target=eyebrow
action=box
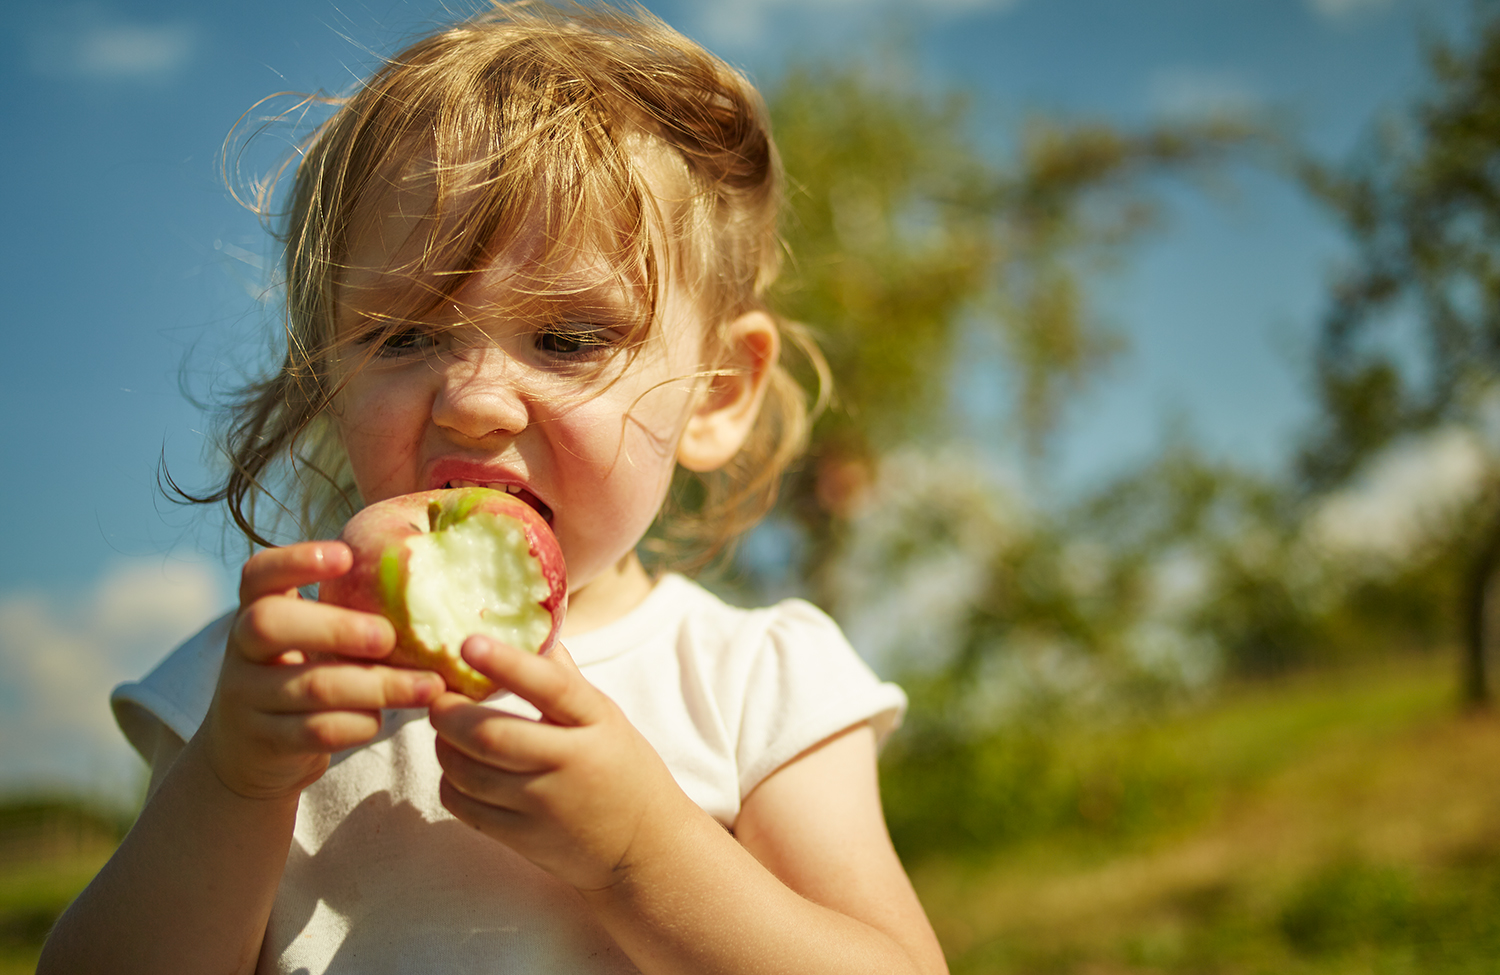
[337,274,649,337]
[334,223,656,325]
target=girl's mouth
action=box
[443,479,554,525]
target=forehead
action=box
[336,138,692,325]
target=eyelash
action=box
[357,323,625,363]
[369,327,439,357]
[535,324,623,361]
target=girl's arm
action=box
[38,724,300,975]
[587,725,948,975]
[431,637,948,975]
[38,542,442,975]
[728,724,948,974]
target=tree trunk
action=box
[1461,490,1500,710]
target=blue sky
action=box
[0,0,1469,800]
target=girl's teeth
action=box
[445,479,524,495]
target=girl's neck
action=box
[560,552,656,637]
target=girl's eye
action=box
[368,327,438,357]
[535,325,621,360]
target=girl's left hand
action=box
[428,636,687,892]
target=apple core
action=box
[401,512,554,657]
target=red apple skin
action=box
[319,487,567,699]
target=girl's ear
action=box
[677,311,779,473]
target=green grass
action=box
[900,654,1500,973]
[0,847,115,975]
[884,653,1465,860]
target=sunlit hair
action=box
[188,0,826,568]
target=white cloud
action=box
[29,5,197,82]
[0,561,226,804]
[1147,67,1263,120]
[1309,0,1397,21]
[1308,427,1490,563]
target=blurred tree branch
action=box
[763,58,1257,610]
[1296,0,1500,707]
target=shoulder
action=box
[662,576,909,795]
[669,576,889,684]
[110,612,231,762]
[631,574,856,659]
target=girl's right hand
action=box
[198,541,445,801]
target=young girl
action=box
[40,4,946,973]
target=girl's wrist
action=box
[185,722,314,809]
[576,786,734,909]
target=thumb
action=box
[460,634,600,726]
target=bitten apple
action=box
[319,487,567,699]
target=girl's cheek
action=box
[333,377,429,501]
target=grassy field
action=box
[0,846,114,975]
[2,653,1496,973]
[910,655,1500,973]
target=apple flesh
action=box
[319,487,567,699]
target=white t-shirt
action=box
[111,574,906,975]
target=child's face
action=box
[329,196,708,601]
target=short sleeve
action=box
[731,599,906,798]
[110,612,232,761]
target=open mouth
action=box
[443,480,554,525]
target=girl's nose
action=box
[430,347,530,442]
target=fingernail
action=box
[416,675,445,699]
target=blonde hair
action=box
[192,1,823,568]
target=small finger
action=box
[233,597,395,665]
[438,776,528,843]
[239,542,352,604]
[249,708,387,755]
[429,693,565,771]
[434,736,548,800]
[258,661,445,714]
[460,636,601,727]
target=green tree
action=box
[1298,1,1500,706]
[758,59,1253,612]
